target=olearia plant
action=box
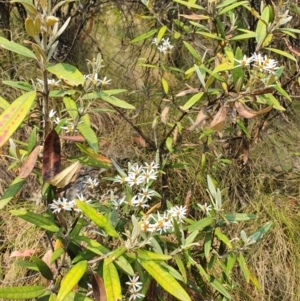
[0,0,288,300]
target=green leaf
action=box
[237,253,249,282]
[225,252,236,275]
[0,91,36,148]
[137,250,172,261]
[214,228,232,249]
[130,29,158,43]
[49,89,76,97]
[75,201,119,238]
[10,210,60,232]
[230,32,256,40]
[233,47,244,85]
[248,221,273,243]
[224,213,256,222]
[0,286,45,299]
[56,261,88,301]
[98,92,135,109]
[32,256,53,280]
[173,0,204,9]
[47,63,85,86]
[209,276,232,299]
[0,176,25,209]
[157,25,167,41]
[2,81,34,91]
[106,246,127,265]
[77,123,99,153]
[103,259,122,301]
[204,232,212,260]
[63,96,78,119]
[183,41,201,61]
[0,37,36,59]
[256,6,270,48]
[174,254,187,283]
[51,247,65,263]
[181,92,204,111]
[218,1,248,15]
[265,47,297,62]
[0,96,10,110]
[139,259,191,301]
[161,77,169,94]
[196,32,224,40]
[257,93,285,110]
[73,236,108,256]
[187,217,214,233]
[166,137,173,153]
[74,143,111,168]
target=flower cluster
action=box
[84,73,111,87]
[113,161,160,210]
[235,53,279,74]
[140,205,187,234]
[48,109,83,133]
[125,275,144,301]
[152,37,174,54]
[49,177,98,213]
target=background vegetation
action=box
[0,0,300,300]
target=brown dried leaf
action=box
[161,104,170,124]
[19,145,41,179]
[210,105,227,132]
[11,249,39,257]
[60,135,85,142]
[235,102,273,119]
[42,129,61,182]
[175,84,199,97]
[92,272,107,301]
[187,106,208,131]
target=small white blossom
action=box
[61,123,78,133]
[126,275,143,291]
[99,76,112,85]
[138,187,156,201]
[49,198,72,213]
[152,38,159,46]
[140,169,158,184]
[234,55,253,68]
[49,109,56,118]
[85,177,99,189]
[130,163,144,176]
[114,174,127,184]
[132,194,149,208]
[125,172,145,187]
[151,212,173,234]
[143,161,160,172]
[53,117,61,124]
[168,205,187,223]
[198,202,212,216]
[128,287,145,301]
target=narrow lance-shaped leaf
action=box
[0,37,36,59]
[32,256,53,280]
[0,91,36,148]
[10,210,60,232]
[56,260,88,301]
[75,200,119,238]
[0,286,45,299]
[77,123,99,153]
[139,259,191,301]
[103,259,122,301]
[0,176,25,209]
